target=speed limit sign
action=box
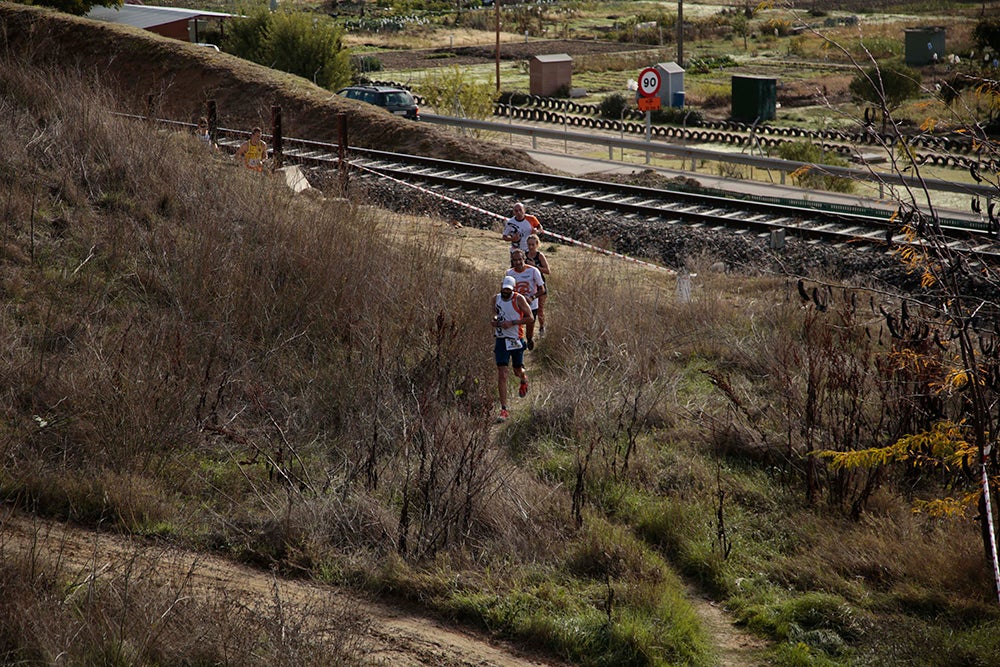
[637,67,661,98]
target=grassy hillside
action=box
[0,2,542,170]
[1,4,1000,667]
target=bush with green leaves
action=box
[351,54,383,76]
[599,92,629,120]
[650,106,703,126]
[848,62,922,111]
[417,65,498,120]
[223,8,351,91]
[775,140,854,193]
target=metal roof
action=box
[86,4,233,30]
[532,53,572,63]
[657,61,685,73]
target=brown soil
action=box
[1,510,565,667]
[0,4,541,172]
[373,39,662,70]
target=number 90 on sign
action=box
[637,67,661,97]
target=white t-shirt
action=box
[504,214,540,252]
[506,265,545,309]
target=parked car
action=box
[337,85,419,120]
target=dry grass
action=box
[2,6,1000,666]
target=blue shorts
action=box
[495,337,526,367]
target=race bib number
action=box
[505,337,523,351]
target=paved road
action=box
[526,149,979,223]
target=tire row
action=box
[505,103,1000,169]
[495,102,996,164]
[489,92,986,155]
[365,80,988,164]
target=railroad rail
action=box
[211,130,1000,262]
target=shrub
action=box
[650,106,703,126]
[224,9,351,90]
[599,92,629,119]
[418,65,498,120]
[351,54,383,75]
[848,62,922,110]
[775,141,854,193]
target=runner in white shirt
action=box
[505,249,545,350]
[501,202,543,253]
[493,275,533,422]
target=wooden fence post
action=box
[337,113,349,192]
[270,105,283,170]
[206,99,218,144]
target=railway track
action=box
[251,134,1000,262]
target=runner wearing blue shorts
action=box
[493,275,533,422]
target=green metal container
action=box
[731,75,776,123]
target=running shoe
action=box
[519,379,529,397]
[526,338,534,350]
[497,408,509,422]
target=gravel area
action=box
[333,169,924,292]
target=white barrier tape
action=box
[350,161,676,275]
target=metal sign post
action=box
[637,67,662,164]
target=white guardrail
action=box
[420,113,998,201]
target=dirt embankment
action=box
[0,3,542,172]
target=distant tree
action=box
[418,65,498,123]
[223,8,351,91]
[732,12,749,51]
[19,0,121,15]
[266,11,351,90]
[222,8,271,64]
[973,17,1000,55]
[848,62,922,111]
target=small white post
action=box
[677,271,692,303]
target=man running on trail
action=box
[502,202,542,254]
[505,249,545,350]
[493,275,532,422]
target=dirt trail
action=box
[2,509,768,667]
[1,511,565,667]
[0,223,768,667]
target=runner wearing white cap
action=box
[493,274,533,422]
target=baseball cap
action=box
[501,276,516,291]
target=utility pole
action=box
[495,0,501,92]
[677,0,684,66]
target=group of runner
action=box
[216,124,547,423]
[493,203,550,422]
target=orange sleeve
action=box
[516,297,531,318]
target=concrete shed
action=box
[655,61,685,108]
[530,54,572,97]
[904,26,946,66]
